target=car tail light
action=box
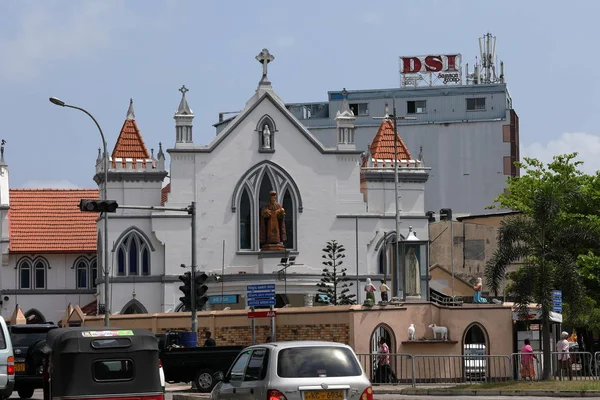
[7,356,14,375]
[360,387,373,400]
[267,389,287,400]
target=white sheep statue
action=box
[428,324,448,341]
[408,324,415,341]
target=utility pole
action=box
[189,201,198,334]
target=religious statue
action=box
[473,277,488,303]
[363,278,376,306]
[405,247,421,297]
[259,191,286,251]
[380,279,390,302]
[262,125,272,149]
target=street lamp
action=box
[374,99,415,300]
[278,255,296,295]
[49,97,111,327]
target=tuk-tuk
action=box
[42,327,164,400]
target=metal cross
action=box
[179,85,189,95]
[256,49,274,77]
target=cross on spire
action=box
[256,48,274,80]
[179,85,189,95]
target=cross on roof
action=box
[256,48,274,78]
[179,85,189,95]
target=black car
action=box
[10,323,58,399]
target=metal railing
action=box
[511,351,596,381]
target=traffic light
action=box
[79,199,119,213]
[178,272,192,310]
[194,272,209,310]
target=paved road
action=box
[20,388,600,400]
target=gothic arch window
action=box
[232,161,303,251]
[74,257,98,289]
[376,232,404,275]
[257,114,276,152]
[18,257,48,290]
[121,299,148,315]
[462,322,489,354]
[114,228,153,276]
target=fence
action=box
[357,351,600,387]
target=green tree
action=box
[485,154,600,380]
[317,240,356,305]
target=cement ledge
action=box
[399,388,600,397]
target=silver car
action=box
[211,341,372,400]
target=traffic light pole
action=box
[116,202,197,333]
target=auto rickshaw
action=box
[42,327,164,400]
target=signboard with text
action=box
[248,310,277,319]
[247,284,276,307]
[399,54,462,87]
[552,290,562,313]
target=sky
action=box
[1,0,600,189]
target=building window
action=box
[234,162,301,252]
[378,235,396,275]
[75,258,98,289]
[77,260,88,289]
[116,230,152,276]
[407,100,426,114]
[466,97,486,111]
[349,103,368,116]
[91,259,98,289]
[18,258,48,290]
[338,128,355,144]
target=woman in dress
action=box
[520,338,537,381]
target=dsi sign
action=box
[399,54,462,87]
[209,295,239,305]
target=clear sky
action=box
[1,0,599,189]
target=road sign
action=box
[248,299,276,307]
[248,310,277,319]
[552,290,562,298]
[208,295,239,305]
[247,284,275,291]
[247,291,275,299]
[552,290,562,313]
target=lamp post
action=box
[49,97,111,327]
[374,99,415,300]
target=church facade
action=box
[1,49,432,323]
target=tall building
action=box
[215,34,519,217]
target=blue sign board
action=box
[247,291,275,299]
[248,299,276,307]
[552,290,562,313]
[247,284,275,291]
[552,290,562,298]
[209,295,238,305]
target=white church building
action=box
[1,49,432,322]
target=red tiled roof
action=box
[368,120,412,162]
[81,300,97,315]
[111,119,150,167]
[161,183,171,206]
[9,189,99,253]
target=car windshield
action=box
[277,346,362,378]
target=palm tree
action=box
[485,185,599,380]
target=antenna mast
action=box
[467,33,504,85]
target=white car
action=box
[211,341,372,400]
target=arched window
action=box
[121,299,148,315]
[378,233,399,276]
[90,259,98,289]
[76,259,88,289]
[232,161,302,252]
[18,257,48,290]
[115,229,152,276]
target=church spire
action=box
[126,98,135,120]
[335,88,356,150]
[174,85,194,146]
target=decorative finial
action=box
[256,48,275,83]
[179,85,189,95]
[126,98,135,120]
[151,148,154,158]
[0,139,5,163]
[342,88,348,97]
[418,145,424,163]
[384,102,391,119]
[176,86,193,115]
[157,142,165,160]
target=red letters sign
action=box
[400,54,460,74]
[248,311,277,319]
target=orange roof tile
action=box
[9,189,99,254]
[161,183,171,206]
[368,119,412,162]
[111,119,150,162]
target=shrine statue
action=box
[405,247,421,296]
[259,191,286,251]
[262,125,272,149]
[473,277,488,303]
[364,278,376,306]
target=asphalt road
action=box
[19,388,600,400]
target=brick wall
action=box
[213,324,349,346]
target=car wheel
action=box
[195,369,215,393]
[17,388,34,399]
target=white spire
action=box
[335,88,355,121]
[176,85,193,115]
[126,98,135,120]
[174,86,194,145]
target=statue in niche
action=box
[260,191,286,251]
[262,124,272,149]
[405,247,421,297]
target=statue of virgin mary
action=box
[405,247,421,297]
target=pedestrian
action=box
[203,330,216,347]
[377,338,397,383]
[266,336,272,343]
[520,338,537,382]
[555,331,573,380]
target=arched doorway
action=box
[120,299,148,315]
[24,309,45,324]
[369,324,396,383]
[462,323,489,381]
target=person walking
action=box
[520,338,538,382]
[377,338,397,384]
[555,331,573,380]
